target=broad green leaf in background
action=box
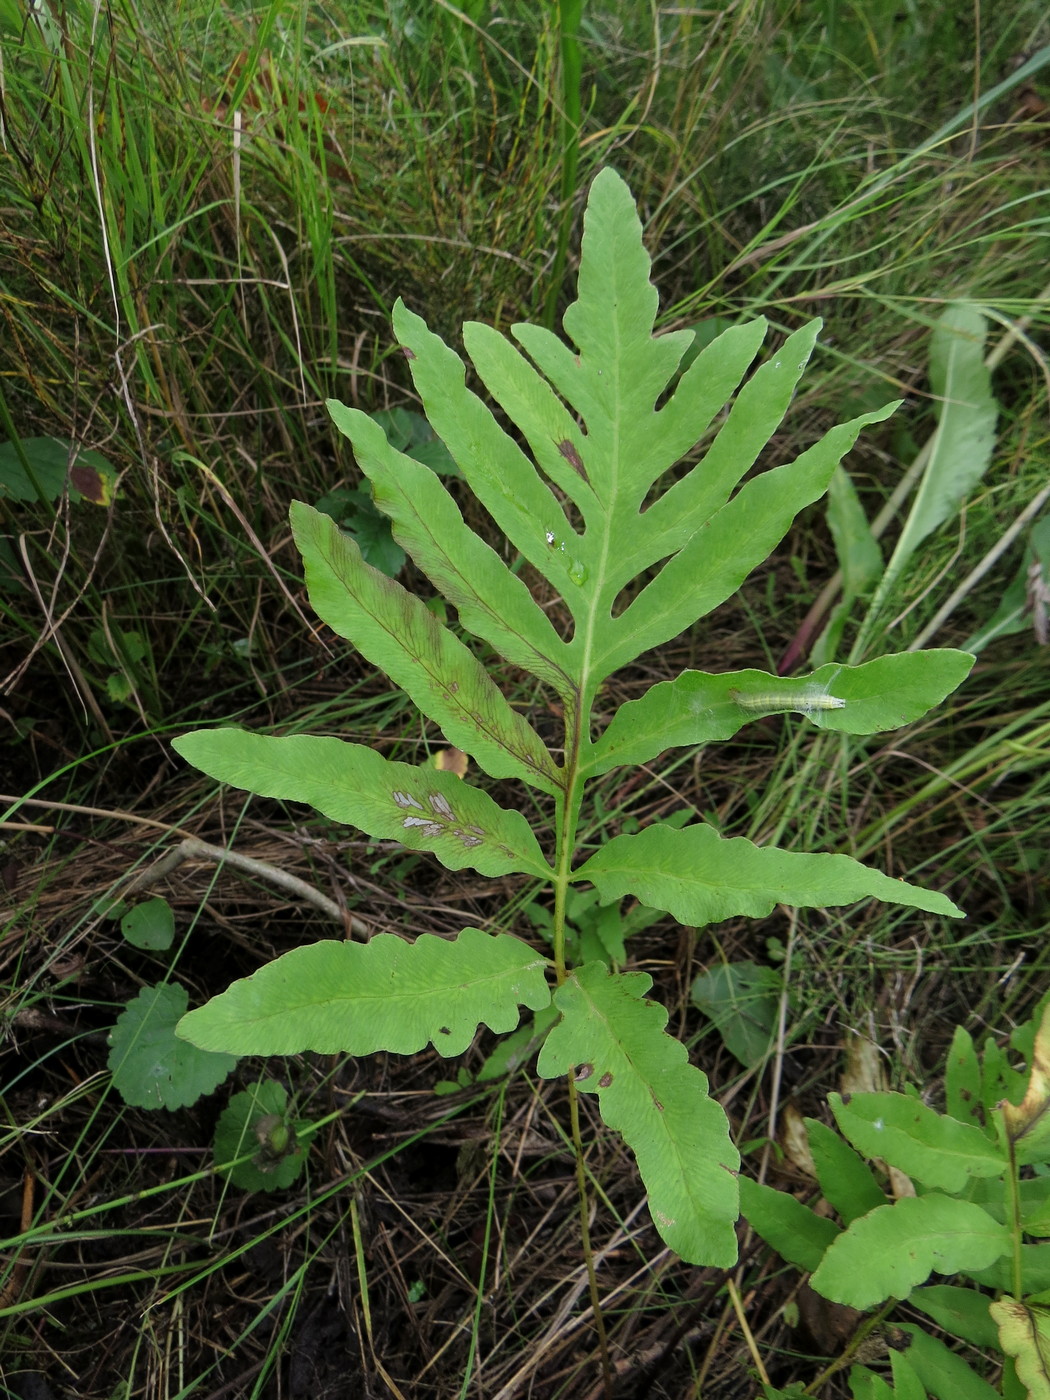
[475,1004,561,1083]
[945,1025,985,1129]
[314,485,406,577]
[289,500,563,796]
[849,1367,896,1400]
[858,303,998,647]
[172,730,552,879]
[691,960,782,1067]
[810,1195,1011,1308]
[577,823,964,925]
[0,435,117,504]
[588,650,974,773]
[178,928,552,1057]
[913,1284,1001,1349]
[830,1092,1005,1192]
[737,1175,840,1272]
[804,1117,887,1225]
[896,1324,1002,1400]
[537,962,740,1265]
[812,464,884,666]
[120,896,175,951]
[889,1350,930,1400]
[368,405,459,476]
[109,982,237,1109]
[991,1297,1050,1400]
[967,1244,1050,1297]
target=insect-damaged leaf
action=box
[172,730,551,879]
[290,501,563,797]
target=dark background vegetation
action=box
[1,1,1049,1396]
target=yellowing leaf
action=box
[1002,1002,1050,1162]
[991,1297,1050,1400]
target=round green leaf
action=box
[120,897,175,951]
[109,982,236,1110]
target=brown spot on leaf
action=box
[598,1072,613,1089]
[573,1063,594,1082]
[401,346,416,360]
[556,438,587,480]
[650,1091,664,1111]
[69,461,112,505]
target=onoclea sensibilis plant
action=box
[173,169,971,1269]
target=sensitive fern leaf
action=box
[290,502,563,796]
[172,729,552,879]
[537,963,740,1265]
[172,168,970,1278]
[811,1195,1010,1309]
[577,823,963,925]
[178,928,552,1057]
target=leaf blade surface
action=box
[178,928,552,1057]
[577,823,963,924]
[172,730,551,878]
[536,962,740,1265]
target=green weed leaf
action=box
[691,961,781,1067]
[0,435,116,504]
[590,650,973,773]
[738,1175,839,1272]
[896,1324,1001,1400]
[214,1079,317,1192]
[172,729,551,879]
[177,928,552,1057]
[314,485,406,577]
[913,1285,1000,1348]
[888,1351,928,1400]
[805,1117,887,1224]
[577,823,963,925]
[811,1195,1010,1308]
[830,1092,1005,1192]
[537,963,739,1265]
[871,304,998,614]
[290,500,563,796]
[109,982,236,1109]
[120,896,175,951]
[945,1026,985,1129]
[589,402,897,682]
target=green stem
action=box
[552,695,611,1395]
[1002,1118,1024,1300]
